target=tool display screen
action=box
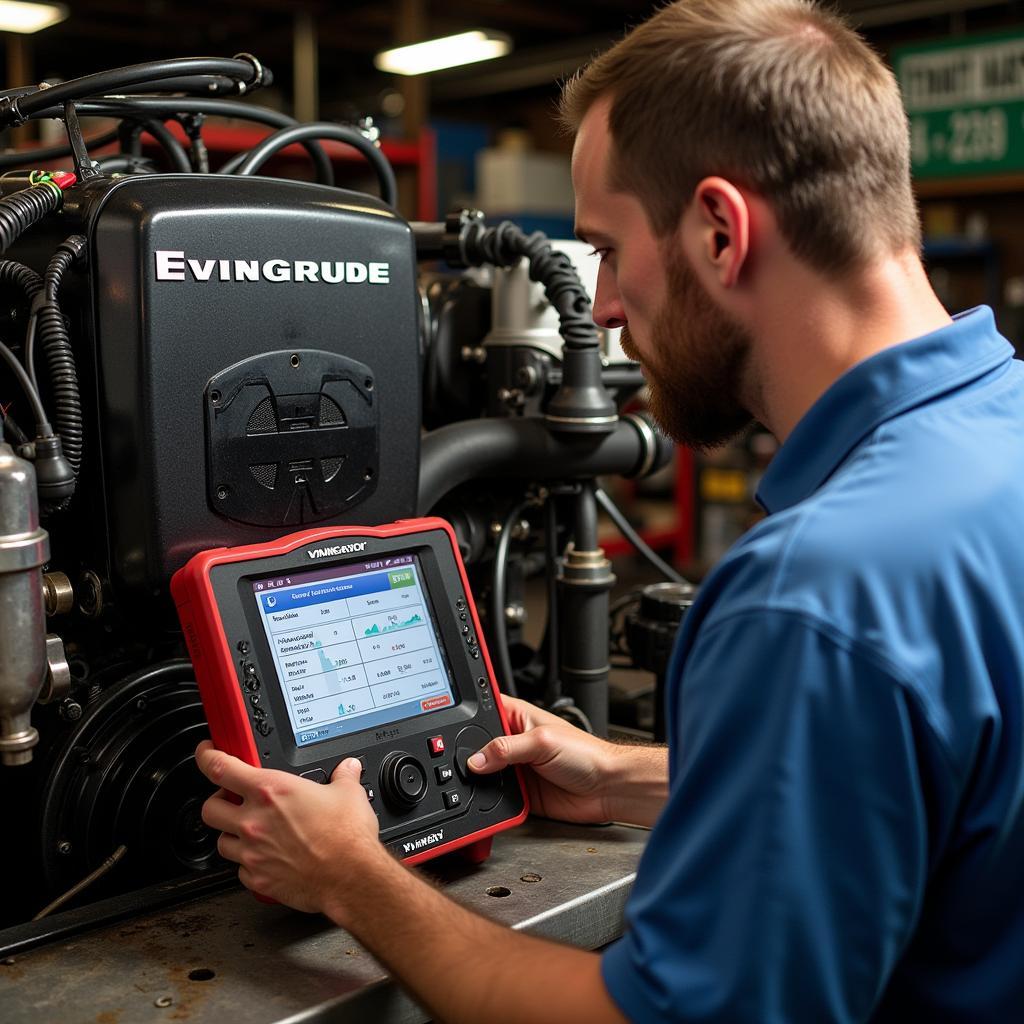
[252,554,458,747]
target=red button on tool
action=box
[428,735,445,757]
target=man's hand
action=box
[196,735,629,1024]
[196,741,380,916]
[469,696,669,828]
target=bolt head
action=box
[59,699,83,722]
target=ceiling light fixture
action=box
[375,30,512,76]
[0,0,68,33]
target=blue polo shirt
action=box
[603,307,1024,1023]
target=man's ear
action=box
[687,177,751,289]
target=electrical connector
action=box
[31,434,75,502]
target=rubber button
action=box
[300,768,327,784]
[442,790,461,810]
[381,751,429,809]
[397,761,427,802]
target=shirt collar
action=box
[756,306,1014,514]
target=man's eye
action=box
[588,247,611,263]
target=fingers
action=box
[498,695,541,733]
[330,757,363,784]
[195,742,264,798]
[469,728,556,775]
[499,695,572,735]
[217,831,243,864]
[202,788,244,833]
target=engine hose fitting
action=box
[232,53,270,91]
[0,181,63,254]
[0,94,27,129]
[454,216,619,434]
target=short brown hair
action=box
[560,0,920,274]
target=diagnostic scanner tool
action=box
[171,517,528,865]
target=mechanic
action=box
[197,1,1024,1021]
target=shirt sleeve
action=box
[601,607,952,1024]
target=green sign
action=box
[895,31,1024,179]
[388,569,414,589]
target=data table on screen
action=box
[253,559,457,745]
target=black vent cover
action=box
[205,349,378,527]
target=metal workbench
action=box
[1,820,646,1024]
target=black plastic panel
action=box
[205,349,379,526]
[88,174,421,594]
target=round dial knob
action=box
[380,752,428,809]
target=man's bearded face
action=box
[619,247,753,451]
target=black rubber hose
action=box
[0,182,62,254]
[0,258,45,392]
[0,258,43,300]
[231,123,396,207]
[16,103,191,173]
[0,338,48,428]
[458,220,600,354]
[216,151,250,175]
[417,414,670,514]
[95,155,158,174]
[490,502,529,697]
[34,237,85,476]
[594,486,687,584]
[113,75,248,96]
[135,117,191,173]
[23,96,331,183]
[0,128,119,170]
[24,98,334,185]
[0,57,267,127]
[2,409,29,445]
[457,219,618,431]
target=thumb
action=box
[330,757,363,784]
[469,730,550,775]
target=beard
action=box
[620,249,753,451]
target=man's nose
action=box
[592,266,626,329]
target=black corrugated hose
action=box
[0,258,44,444]
[0,180,63,254]
[458,219,600,353]
[0,258,43,300]
[32,236,86,479]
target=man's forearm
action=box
[325,849,627,1024]
[606,744,669,828]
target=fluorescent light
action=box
[375,30,512,76]
[0,1,67,33]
